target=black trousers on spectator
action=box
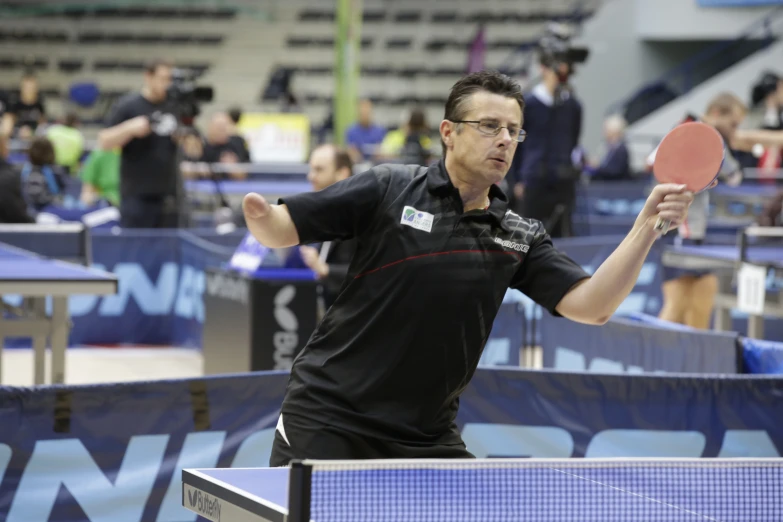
[270,413,475,466]
[517,180,576,238]
[120,194,180,229]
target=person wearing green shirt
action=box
[80,147,120,207]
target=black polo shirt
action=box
[278,161,589,445]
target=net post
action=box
[287,460,312,522]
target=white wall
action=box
[635,0,778,40]
[571,0,713,154]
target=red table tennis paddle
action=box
[652,121,725,234]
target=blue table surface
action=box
[194,464,782,520]
[671,245,783,264]
[0,244,113,281]
[185,180,311,195]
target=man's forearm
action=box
[733,129,783,151]
[246,204,300,248]
[558,220,658,323]
[97,121,136,150]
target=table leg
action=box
[747,315,764,340]
[31,298,47,385]
[50,296,69,385]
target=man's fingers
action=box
[662,192,694,203]
[657,210,686,224]
[242,193,270,219]
[656,201,688,212]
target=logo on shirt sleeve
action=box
[494,236,529,253]
[401,206,434,233]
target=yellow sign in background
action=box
[237,113,311,163]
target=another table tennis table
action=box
[661,228,783,339]
[182,458,783,521]
[0,241,117,384]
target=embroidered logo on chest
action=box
[400,206,434,233]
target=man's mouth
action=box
[490,157,506,166]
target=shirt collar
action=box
[532,83,554,107]
[426,160,511,231]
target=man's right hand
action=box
[129,116,151,138]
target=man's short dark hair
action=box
[334,147,353,176]
[144,59,173,75]
[28,137,55,166]
[442,71,525,156]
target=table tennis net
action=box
[292,458,783,522]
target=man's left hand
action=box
[634,183,695,234]
[301,245,329,278]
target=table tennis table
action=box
[182,458,783,521]
[661,227,783,339]
[0,241,117,384]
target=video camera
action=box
[537,23,589,82]
[751,71,781,107]
[167,68,214,125]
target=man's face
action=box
[358,100,373,126]
[711,107,745,143]
[20,77,38,101]
[207,114,231,145]
[308,146,349,192]
[442,91,522,186]
[145,66,173,102]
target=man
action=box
[345,99,386,162]
[291,144,356,309]
[2,72,46,139]
[510,55,583,237]
[586,114,631,181]
[98,59,180,228]
[242,71,692,464]
[201,111,250,178]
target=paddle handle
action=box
[655,217,672,235]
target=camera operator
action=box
[98,59,180,228]
[509,25,588,238]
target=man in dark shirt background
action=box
[98,59,180,228]
[202,111,250,175]
[510,52,583,237]
[2,72,46,139]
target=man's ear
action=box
[439,120,454,151]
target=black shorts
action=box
[269,413,475,467]
[662,238,713,282]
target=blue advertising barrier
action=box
[0,368,781,521]
[539,314,741,374]
[742,337,783,374]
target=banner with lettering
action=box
[0,369,781,520]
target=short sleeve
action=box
[104,97,132,128]
[278,168,387,245]
[510,227,590,315]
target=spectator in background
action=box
[180,129,205,163]
[584,114,631,181]
[46,112,85,175]
[79,147,120,207]
[98,58,180,229]
[0,133,34,223]
[202,111,250,179]
[287,144,357,309]
[2,72,46,139]
[377,107,432,166]
[21,136,66,214]
[345,99,386,163]
[509,53,583,237]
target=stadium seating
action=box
[0,0,598,131]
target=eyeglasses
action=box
[451,120,527,143]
